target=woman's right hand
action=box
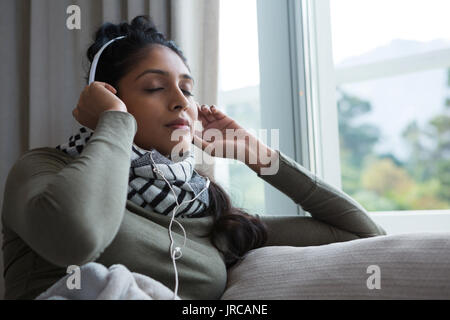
[72,81,128,130]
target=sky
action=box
[218,0,259,92]
[218,0,450,90]
[329,0,450,64]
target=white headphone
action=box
[88,35,126,84]
[89,36,211,300]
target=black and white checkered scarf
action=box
[55,126,210,218]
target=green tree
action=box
[427,77,450,201]
[401,120,432,182]
[337,88,381,199]
[337,89,380,169]
[337,78,450,210]
[401,69,450,205]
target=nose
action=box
[169,87,190,112]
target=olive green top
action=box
[1,110,386,300]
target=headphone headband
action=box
[88,36,126,84]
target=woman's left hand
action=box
[193,102,278,174]
[193,103,273,163]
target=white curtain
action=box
[0,0,220,299]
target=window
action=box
[217,0,450,229]
[251,0,450,232]
[296,0,450,233]
[215,0,265,215]
[329,0,450,211]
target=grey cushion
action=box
[221,232,450,299]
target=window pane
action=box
[330,0,450,67]
[330,1,450,211]
[336,69,450,211]
[216,0,265,214]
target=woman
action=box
[1,15,386,300]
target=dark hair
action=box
[86,15,268,268]
[85,15,189,88]
[197,173,268,268]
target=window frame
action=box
[256,0,342,216]
[256,0,310,216]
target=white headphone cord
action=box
[150,151,210,300]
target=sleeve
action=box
[256,150,387,247]
[1,110,137,267]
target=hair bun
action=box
[122,15,167,42]
[87,15,165,63]
[130,15,161,35]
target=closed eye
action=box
[145,88,194,97]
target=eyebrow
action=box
[134,69,194,84]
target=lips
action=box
[165,118,190,129]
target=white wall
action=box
[369,211,450,235]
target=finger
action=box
[92,81,115,92]
[196,103,203,114]
[196,104,209,122]
[103,83,118,94]
[210,105,226,120]
[91,81,104,87]
[196,112,209,128]
[200,104,215,122]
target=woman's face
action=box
[117,44,197,158]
